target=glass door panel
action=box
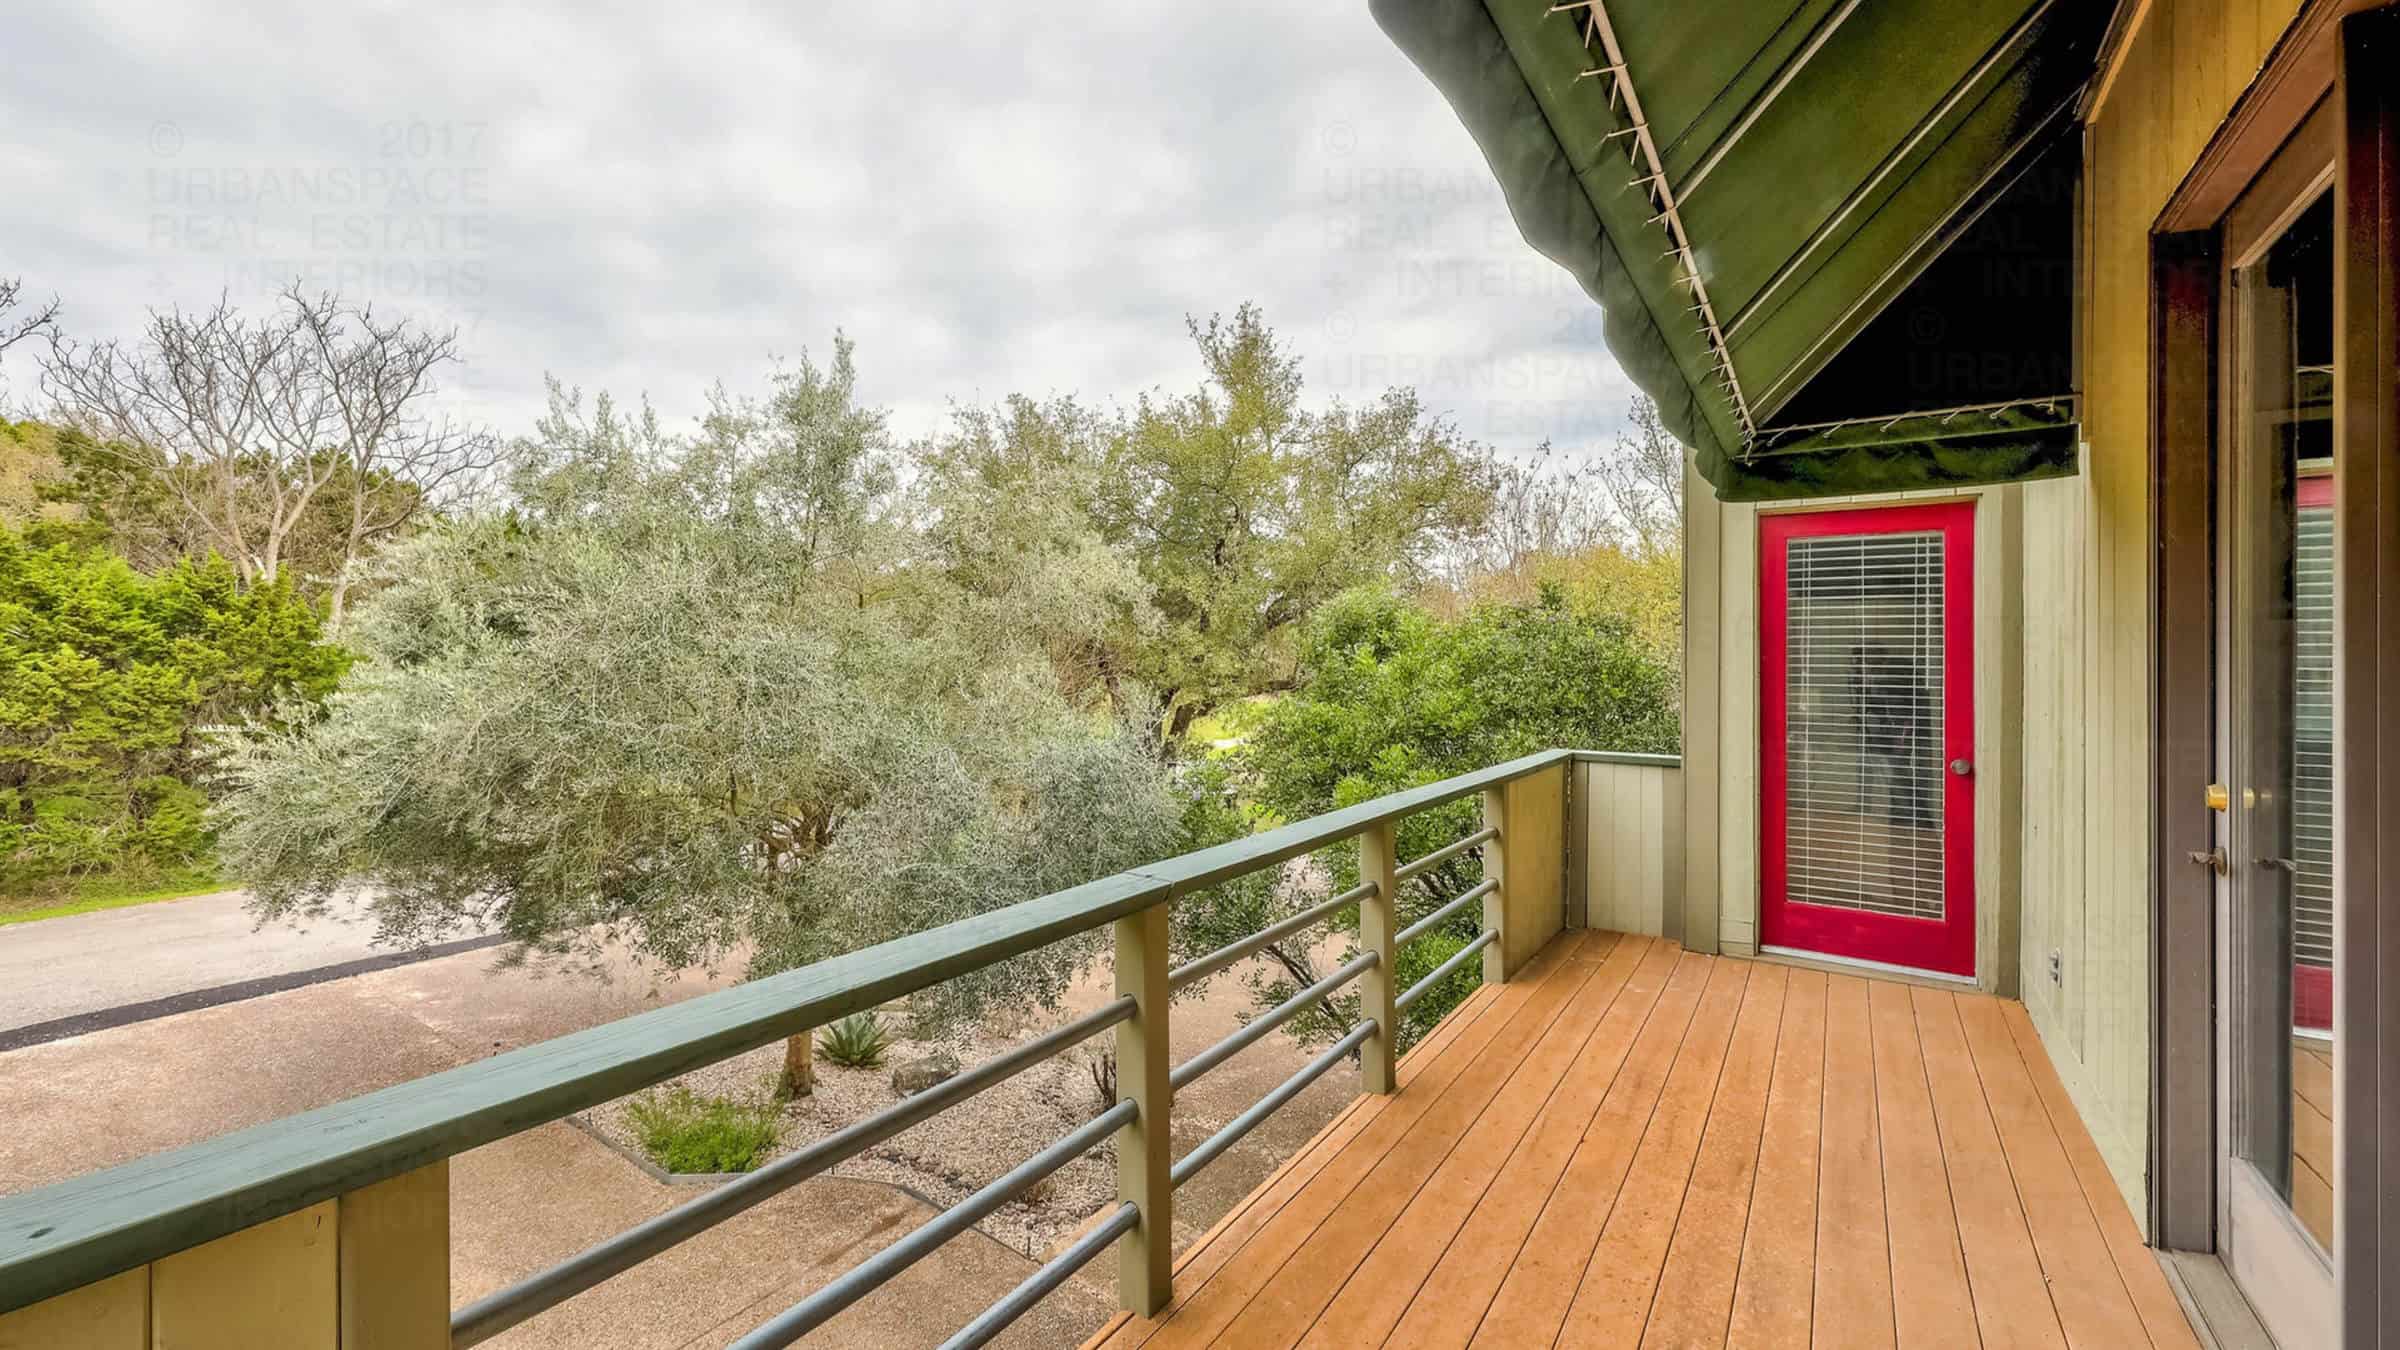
[2219,189,2335,1341]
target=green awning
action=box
[1371,0,2106,500]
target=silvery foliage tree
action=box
[217,337,1182,1031]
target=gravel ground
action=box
[581,1007,1131,1259]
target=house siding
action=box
[2022,0,2304,1228]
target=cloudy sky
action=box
[0,2,1637,455]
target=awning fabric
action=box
[1371,0,2107,501]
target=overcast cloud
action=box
[0,2,1637,455]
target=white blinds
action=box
[1783,531,1947,920]
[2293,500,2334,973]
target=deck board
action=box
[1466,952,1712,1347]
[1203,934,1620,1346]
[1084,936,2202,1350]
[1950,992,2153,1349]
[1637,963,1784,1350]
[1380,938,1681,1350]
[1551,957,1749,1346]
[1812,973,1895,1350]
[1915,986,2068,1350]
[1726,967,1824,1349]
[1870,980,1978,1348]
[1297,934,1656,1349]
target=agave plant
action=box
[820,1011,894,1069]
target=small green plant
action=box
[820,1011,895,1068]
[624,1087,783,1173]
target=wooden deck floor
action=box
[1087,930,2203,1350]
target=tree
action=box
[1595,395,1683,559]
[0,526,348,891]
[1091,305,1495,743]
[910,393,1153,712]
[0,277,58,374]
[40,286,495,620]
[1176,584,1679,1048]
[215,343,1183,1047]
[1433,395,1684,666]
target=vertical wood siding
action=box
[1578,758,1684,937]
[2023,0,2304,1226]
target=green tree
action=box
[1089,305,1495,742]
[0,527,347,890]
[216,341,1182,1037]
[1175,584,1679,1048]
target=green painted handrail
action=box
[0,747,1584,1313]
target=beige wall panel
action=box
[338,1161,450,1350]
[150,1201,337,1350]
[1491,764,1566,973]
[1682,458,1724,953]
[0,1268,147,1350]
[1577,759,1681,937]
[1717,499,1761,956]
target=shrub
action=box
[819,1011,894,1069]
[624,1086,782,1173]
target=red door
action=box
[1760,503,1975,977]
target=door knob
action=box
[2187,847,2228,875]
[1949,758,1974,776]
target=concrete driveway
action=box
[0,888,488,1033]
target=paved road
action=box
[0,888,475,1032]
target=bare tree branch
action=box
[39,285,496,615]
[1594,395,1683,559]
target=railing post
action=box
[1356,822,1400,1094]
[1113,903,1172,1316]
[1481,786,1509,983]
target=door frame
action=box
[2146,8,2400,1345]
[2332,11,2400,1345]
[1758,501,1978,978]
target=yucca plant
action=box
[820,1011,894,1068]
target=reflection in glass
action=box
[2229,194,2334,1252]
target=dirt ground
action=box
[0,930,1355,1347]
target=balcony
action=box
[0,750,2196,1349]
[1085,932,2199,1349]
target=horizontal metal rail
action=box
[1170,951,1378,1092]
[1392,826,1497,884]
[727,1100,1137,1349]
[937,1202,1138,1350]
[1397,878,1499,948]
[0,748,1594,1315]
[1172,1019,1375,1189]
[1170,882,1373,991]
[1397,930,1499,1013]
[450,998,1135,1346]
[1116,747,1569,895]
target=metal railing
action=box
[678,773,1522,1348]
[0,747,1582,1346]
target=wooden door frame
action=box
[2147,0,2349,1258]
[2334,10,2400,1344]
[2150,224,2218,1254]
[2146,11,2400,1344]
